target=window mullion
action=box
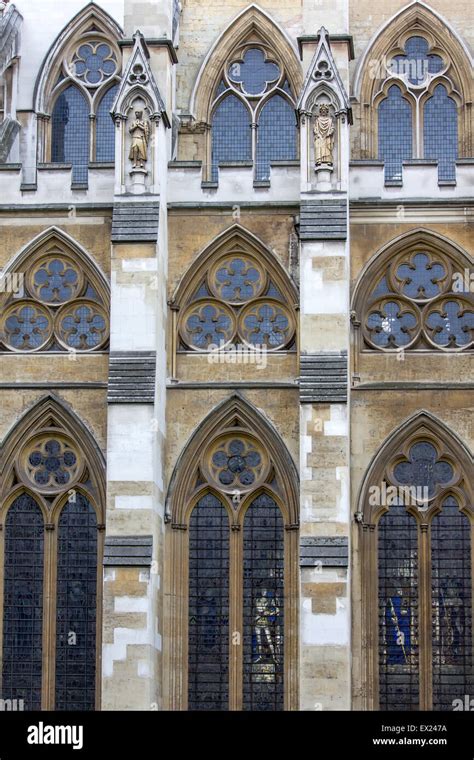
[418,522,433,710]
[41,522,56,710]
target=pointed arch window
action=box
[165,399,299,711]
[209,44,298,183]
[0,232,110,354]
[0,400,105,710]
[34,7,122,184]
[375,34,460,183]
[358,418,473,710]
[352,232,473,353]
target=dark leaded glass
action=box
[394,442,453,499]
[2,494,44,710]
[243,494,284,711]
[96,84,118,162]
[211,95,251,181]
[228,48,280,96]
[431,497,473,711]
[378,502,419,710]
[214,258,262,302]
[33,259,79,303]
[378,85,412,182]
[188,494,229,710]
[424,85,458,181]
[256,94,297,181]
[51,85,89,183]
[391,36,443,85]
[55,493,97,710]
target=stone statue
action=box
[313,103,335,166]
[129,110,150,169]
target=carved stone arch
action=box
[165,393,299,527]
[1,226,110,299]
[172,223,299,308]
[356,410,473,526]
[353,1,473,157]
[190,4,303,123]
[351,227,473,317]
[34,1,123,115]
[351,228,474,353]
[0,227,110,354]
[0,393,106,518]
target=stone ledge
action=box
[104,535,153,567]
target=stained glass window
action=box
[431,498,473,710]
[188,494,229,710]
[243,494,284,711]
[55,494,97,711]
[211,95,251,181]
[256,94,297,181]
[378,502,419,710]
[424,84,458,181]
[378,85,413,182]
[1,494,44,711]
[96,85,118,162]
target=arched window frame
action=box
[0,227,110,354]
[34,5,123,174]
[163,395,299,710]
[169,225,299,376]
[351,229,474,357]
[188,6,302,183]
[354,412,473,711]
[0,396,106,710]
[354,4,473,179]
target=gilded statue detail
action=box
[313,103,335,167]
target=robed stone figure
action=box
[129,110,150,169]
[313,103,335,166]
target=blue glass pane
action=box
[366,301,417,347]
[256,95,297,181]
[55,494,97,711]
[211,95,251,181]
[392,36,443,85]
[378,85,412,182]
[426,300,474,347]
[2,494,44,711]
[228,48,280,95]
[378,503,419,710]
[243,494,284,711]
[396,253,446,299]
[96,84,118,162]
[52,85,89,183]
[188,494,229,710]
[424,84,457,181]
[33,259,79,303]
[431,497,473,711]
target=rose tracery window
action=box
[377,35,459,183]
[0,239,109,354]
[361,247,473,351]
[210,45,298,183]
[50,36,120,183]
[361,426,473,711]
[177,246,296,353]
[0,407,104,710]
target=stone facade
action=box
[0,0,472,712]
